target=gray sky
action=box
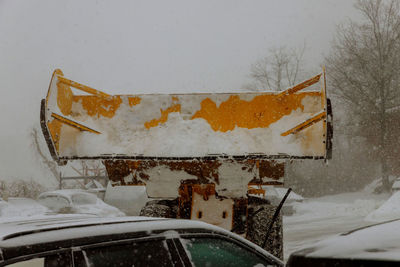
[0,0,358,184]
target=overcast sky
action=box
[0,0,359,185]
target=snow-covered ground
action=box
[365,191,400,222]
[1,184,399,264]
[0,198,50,219]
[283,191,389,261]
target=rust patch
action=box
[128,96,141,107]
[73,95,123,118]
[191,93,320,132]
[144,103,181,129]
[105,159,284,187]
[259,160,285,180]
[104,160,131,185]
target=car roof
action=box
[0,215,283,265]
[289,218,400,263]
[0,215,224,246]
[0,215,273,263]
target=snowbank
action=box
[365,191,400,222]
[70,108,320,157]
[0,198,49,219]
[104,183,149,215]
[290,192,387,221]
[284,191,389,262]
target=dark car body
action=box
[0,215,283,266]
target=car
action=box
[391,177,400,193]
[37,189,124,217]
[287,218,400,266]
[0,215,283,266]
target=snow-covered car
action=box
[37,189,124,217]
[392,177,400,193]
[287,218,400,266]
[0,215,283,266]
[0,197,50,218]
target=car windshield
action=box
[181,237,277,267]
[38,195,70,210]
[71,193,97,205]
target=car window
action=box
[6,252,72,267]
[38,196,70,210]
[71,193,97,205]
[79,239,175,267]
[181,237,277,267]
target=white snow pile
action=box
[104,184,149,216]
[0,198,49,219]
[264,187,304,202]
[55,93,324,158]
[363,176,398,194]
[290,192,387,221]
[249,186,303,204]
[365,191,400,222]
[284,191,389,262]
[71,109,318,157]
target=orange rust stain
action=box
[128,96,141,107]
[48,119,62,153]
[191,92,320,132]
[73,95,122,118]
[144,104,181,129]
[192,184,216,199]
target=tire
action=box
[246,203,283,260]
[139,200,178,218]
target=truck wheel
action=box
[140,200,178,218]
[246,204,283,260]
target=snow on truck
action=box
[40,69,332,259]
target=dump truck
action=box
[40,69,332,259]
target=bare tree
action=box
[31,127,60,183]
[326,0,400,190]
[244,44,306,91]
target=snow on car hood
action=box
[294,218,400,261]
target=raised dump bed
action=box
[40,69,332,259]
